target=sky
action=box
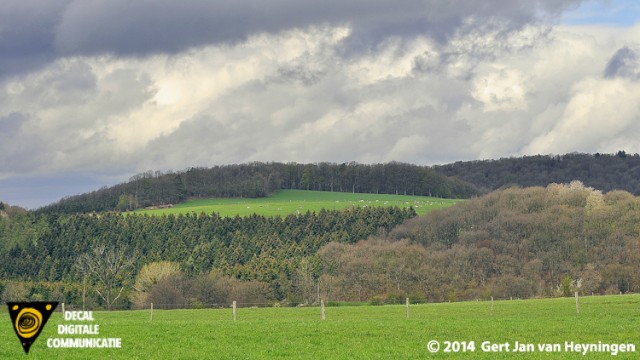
[1,0,640,209]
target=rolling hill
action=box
[33,152,640,215]
[35,162,479,214]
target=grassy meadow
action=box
[134,189,460,217]
[1,294,638,359]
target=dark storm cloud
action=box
[55,0,583,55]
[604,45,640,81]
[2,0,583,77]
[0,0,70,78]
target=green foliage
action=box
[561,276,573,297]
[0,295,637,359]
[367,296,385,306]
[0,206,415,306]
[0,280,88,305]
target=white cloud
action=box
[4,21,640,178]
[472,67,527,112]
[524,78,640,154]
[4,1,640,207]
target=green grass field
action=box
[134,189,461,217]
[1,294,638,359]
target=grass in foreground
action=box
[1,294,638,359]
[134,189,460,217]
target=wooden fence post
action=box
[406,298,410,319]
[321,300,326,321]
[233,301,237,321]
[150,303,154,321]
[61,302,65,314]
[575,292,580,314]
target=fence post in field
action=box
[575,292,580,314]
[406,298,410,319]
[490,297,494,317]
[62,302,65,314]
[321,299,326,321]
[233,301,237,321]
[150,303,154,321]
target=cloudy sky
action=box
[1,0,640,208]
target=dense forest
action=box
[3,181,639,307]
[317,182,640,302]
[3,153,640,308]
[0,206,415,308]
[36,162,479,214]
[436,151,640,195]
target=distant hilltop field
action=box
[133,190,460,217]
[32,153,640,215]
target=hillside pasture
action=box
[1,294,638,359]
[134,189,460,217]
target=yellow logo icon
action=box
[7,302,58,354]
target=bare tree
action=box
[77,245,136,310]
[295,256,322,305]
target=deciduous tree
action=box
[77,245,136,310]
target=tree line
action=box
[35,152,640,215]
[0,206,415,308]
[36,162,479,214]
[435,151,640,195]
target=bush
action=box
[407,291,426,304]
[148,274,188,310]
[368,296,385,306]
[190,270,232,306]
[385,293,405,305]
